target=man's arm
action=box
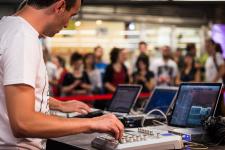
[213,64,225,82]
[49,97,91,114]
[5,84,124,139]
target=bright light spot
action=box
[96,20,103,25]
[128,22,135,30]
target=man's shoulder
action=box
[168,59,177,66]
[0,16,37,38]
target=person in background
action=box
[131,41,150,72]
[151,46,178,86]
[94,46,108,77]
[173,48,185,71]
[61,52,92,96]
[205,39,225,83]
[122,48,132,76]
[104,48,130,93]
[176,53,201,84]
[95,48,129,109]
[132,54,155,93]
[84,53,103,94]
[43,47,57,95]
[51,56,68,96]
[186,43,197,58]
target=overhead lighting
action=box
[96,20,103,25]
[128,22,136,30]
[75,21,81,27]
[158,18,164,23]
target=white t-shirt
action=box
[0,16,49,149]
[205,53,224,82]
[151,58,178,86]
[87,69,102,89]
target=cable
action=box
[184,141,208,150]
[141,109,167,127]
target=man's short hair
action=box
[139,41,147,46]
[27,0,77,11]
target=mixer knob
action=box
[143,134,148,140]
[136,136,141,141]
[157,133,160,138]
[120,138,126,144]
[126,137,132,142]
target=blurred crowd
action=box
[44,38,225,99]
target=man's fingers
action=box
[79,103,91,112]
[110,124,120,140]
[109,114,124,139]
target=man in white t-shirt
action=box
[0,0,124,149]
[151,46,178,86]
[205,39,225,83]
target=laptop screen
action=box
[107,85,142,113]
[144,87,178,114]
[170,83,222,127]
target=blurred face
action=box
[95,47,103,59]
[85,55,95,66]
[118,51,126,63]
[184,55,193,65]
[72,60,83,70]
[206,40,215,55]
[122,49,129,60]
[139,44,147,53]
[44,0,81,37]
[138,61,146,70]
[52,56,60,68]
[162,46,171,59]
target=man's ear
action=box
[53,0,66,14]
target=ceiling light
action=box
[75,21,81,27]
[96,20,103,25]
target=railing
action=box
[55,93,151,102]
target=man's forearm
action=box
[49,97,63,111]
[13,112,93,138]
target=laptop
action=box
[125,86,178,119]
[154,83,223,137]
[105,84,142,116]
[67,84,142,118]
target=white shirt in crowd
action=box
[87,69,102,90]
[151,58,178,86]
[205,53,224,82]
[0,16,49,149]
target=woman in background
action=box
[61,52,92,96]
[51,56,68,96]
[132,54,155,93]
[84,53,103,94]
[176,53,201,84]
[104,48,130,93]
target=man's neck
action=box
[15,6,47,36]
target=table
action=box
[46,133,225,150]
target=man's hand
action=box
[89,114,124,140]
[49,97,91,114]
[60,100,91,114]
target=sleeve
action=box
[3,33,40,88]
[96,70,103,88]
[62,73,74,86]
[172,62,179,78]
[82,71,91,84]
[146,71,155,81]
[123,65,130,83]
[216,53,225,66]
[103,65,113,83]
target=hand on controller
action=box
[90,114,124,140]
